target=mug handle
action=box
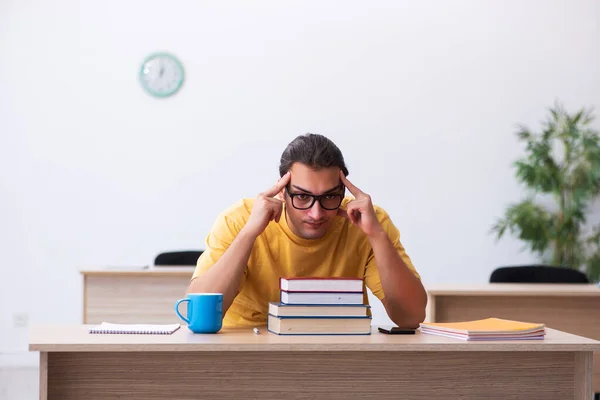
[174,298,190,324]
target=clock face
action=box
[139,52,184,97]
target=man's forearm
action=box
[186,227,258,314]
[368,230,427,328]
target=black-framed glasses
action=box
[285,187,344,210]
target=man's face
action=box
[283,163,345,240]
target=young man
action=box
[187,133,427,328]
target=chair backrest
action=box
[154,250,203,266]
[489,265,589,284]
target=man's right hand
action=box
[243,171,291,238]
[187,172,291,312]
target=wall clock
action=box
[139,52,184,98]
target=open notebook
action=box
[88,322,181,335]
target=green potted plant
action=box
[491,103,600,282]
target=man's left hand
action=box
[337,170,384,238]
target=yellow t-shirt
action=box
[192,196,419,327]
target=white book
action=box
[269,302,369,317]
[88,322,181,335]
[280,291,364,305]
[268,314,372,335]
[280,277,363,292]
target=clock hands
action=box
[159,59,165,78]
[140,53,183,97]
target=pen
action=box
[253,327,260,335]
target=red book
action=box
[279,277,363,293]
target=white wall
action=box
[1,0,599,365]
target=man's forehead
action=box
[288,164,341,190]
[289,180,343,194]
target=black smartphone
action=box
[378,326,416,334]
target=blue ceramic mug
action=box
[175,293,223,333]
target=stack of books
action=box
[419,317,546,341]
[267,277,372,335]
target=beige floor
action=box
[0,367,38,400]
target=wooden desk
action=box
[81,268,194,324]
[426,283,600,393]
[30,325,599,399]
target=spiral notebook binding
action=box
[88,323,181,335]
[89,328,174,334]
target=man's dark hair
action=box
[279,133,349,177]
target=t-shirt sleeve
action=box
[191,201,249,281]
[364,207,420,301]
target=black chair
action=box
[489,265,589,284]
[154,250,203,266]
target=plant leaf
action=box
[492,102,600,274]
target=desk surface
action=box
[35,326,599,400]
[427,283,600,296]
[29,325,600,353]
[80,267,195,277]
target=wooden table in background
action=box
[426,283,600,394]
[30,325,600,400]
[81,267,194,324]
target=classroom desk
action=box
[426,283,600,393]
[80,267,194,324]
[30,325,599,400]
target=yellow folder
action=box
[420,317,544,334]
